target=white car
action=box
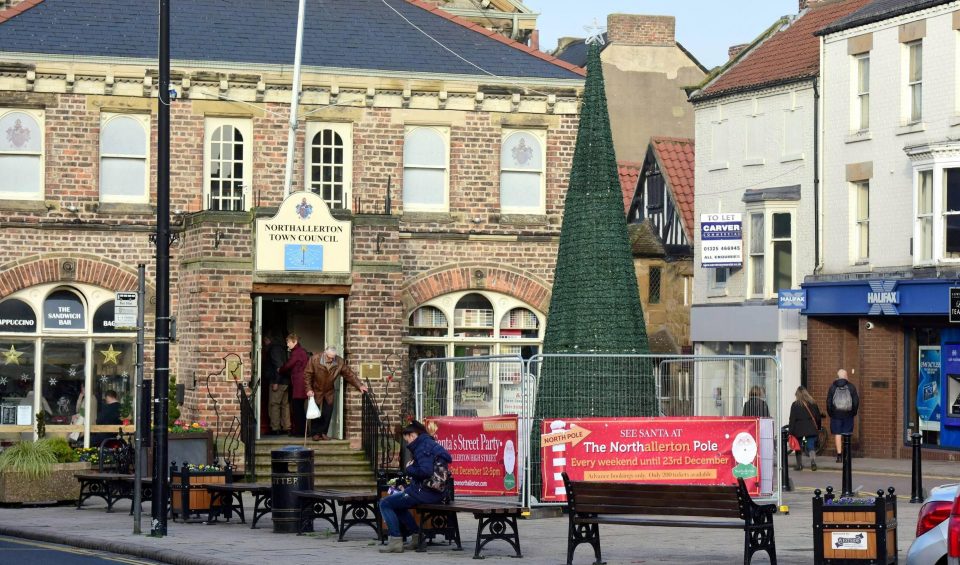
[907,483,960,565]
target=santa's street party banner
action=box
[540,417,760,502]
[424,415,519,496]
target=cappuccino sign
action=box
[255,191,351,273]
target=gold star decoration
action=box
[99,344,122,365]
[2,345,23,365]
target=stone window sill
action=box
[498,213,548,226]
[96,202,156,215]
[0,199,50,212]
[780,153,804,164]
[845,131,872,144]
[744,158,765,167]
[896,122,926,136]
[401,211,454,224]
[707,162,729,172]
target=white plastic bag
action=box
[306,396,321,420]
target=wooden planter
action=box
[170,463,228,522]
[0,462,94,504]
[813,486,898,564]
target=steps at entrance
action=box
[253,436,377,489]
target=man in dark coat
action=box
[304,346,367,441]
[378,420,453,553]
[826,368,860,461]
[263,333,289,435]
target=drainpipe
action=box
[813,75,820,273]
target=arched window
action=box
[100,114,149,203]
[205,118,251,211]
[307,123,351,210]
[0,109,43,200]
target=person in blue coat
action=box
[379,420,452,553]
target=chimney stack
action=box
[607,14,675,47]
[798,0,821,11]
[529,29,540,52]
[728,44,748,60]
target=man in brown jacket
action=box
[304,346,368,441]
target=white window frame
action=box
[203,117,252,212]
[744,98,764,165]
[0,108,44,201]
[708,104,728,171]
[854,54,870,132]
[708,267,730,296]
[746,206,797,298]
[99,113,150,204]
[403,125,449,213]
[905,40,923,124]
[305,122,352,210]
[853,180,869,262]
[500,129,546,215]
[915,168,935,265]
[782,93,804,162]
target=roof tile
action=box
[617,161,642,215]
[697,0,871,100]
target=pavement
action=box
[0,457,956,565]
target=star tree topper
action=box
[584,18,606,45]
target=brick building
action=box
[0,0,583,448]
[806,0,960,459]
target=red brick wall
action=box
[607,14,675,47]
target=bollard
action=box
[910,432,925,503]
[780,425,793,492]
[841,433,853,497]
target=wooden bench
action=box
[205,482,272,529]
[76,473,156,513]
[413,498,524,559]
[562,473,776,565]
[294,489,382,541]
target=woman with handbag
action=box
[788,386,822,471]
[378,420,453,553]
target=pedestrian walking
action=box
[263,333,290,435]
[788,386,822,471]
[278,333,309,437]
[303,346,367,441]
[826,368,860,462]
[742,385,770,418]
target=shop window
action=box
[307,123,351,210]
[454,293,493,338]
[0,298,37,333]
[100,113,149,203]
[500,307,539,339]
[409,306,448,337]
[91,341,135,432]
[500,130,545,214]
[0,341,36,426]
[403,126,448,212]
[204,118,252,211]
[0,109,43,201]
[40,341,85,426]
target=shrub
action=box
[40,437,79,463]
[0,441,57,479]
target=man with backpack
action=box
[826,369,860,462]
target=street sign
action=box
[951,287,960,323]
[114,291,138,329]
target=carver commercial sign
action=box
[425,415,519,496]
[700,213,742,268]
[255,191,351,273]
[540,417,761,502]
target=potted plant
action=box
[0,435,93,504]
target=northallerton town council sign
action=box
[254,191,351,274]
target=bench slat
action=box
[577,515,744,528]
[574,504,741,518]
[573,493,742,508]
[571,483,739,498]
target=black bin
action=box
[271,446,314,533]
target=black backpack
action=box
[422,455,452,502]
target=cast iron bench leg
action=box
[251,493,270,529]
[473,513,522,559]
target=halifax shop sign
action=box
[802,278,960,317]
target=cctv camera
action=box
[865,321,874,330]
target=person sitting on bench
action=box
[378,420,452,554]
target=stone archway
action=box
[0,253,145,298]
[400,263,551,314]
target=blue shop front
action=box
[802,277,960,454]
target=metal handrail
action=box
[360,388,398,475]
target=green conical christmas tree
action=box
[530,42,654,499]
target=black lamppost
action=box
[151,0,171,537]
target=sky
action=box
[524,0,799,69]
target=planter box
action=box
[0,462,94,504]
[813,486,898,564]
[170,463,227,522]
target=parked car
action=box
[908,483,959,565]
[950,486,960,565]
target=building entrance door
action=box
[252,296,344,439]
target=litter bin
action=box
[271,446,314,533]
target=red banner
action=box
[540,417,761,502]
[424,415,519,496]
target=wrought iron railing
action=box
[360,388,398,478]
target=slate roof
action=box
[650,137,695,241]
[691,0,871,101]
[554,33,707,74]
[0,0,583,80]
[617,161,642,215]
[818,0,955,35]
